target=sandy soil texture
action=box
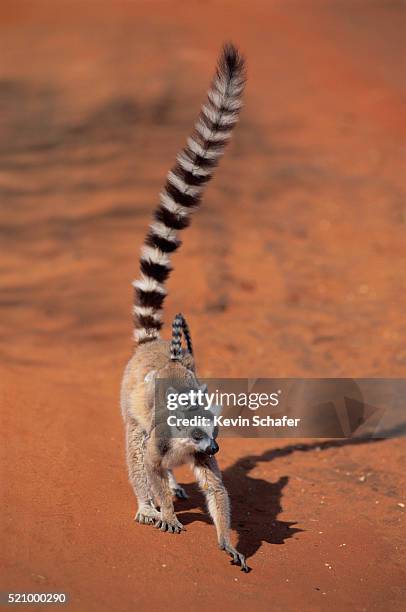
[1,1,405,610]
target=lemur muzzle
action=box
[206,440,219,456]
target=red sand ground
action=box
[1,1,405,610]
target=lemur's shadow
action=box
[177,452,299,560]
[176,434,397,560]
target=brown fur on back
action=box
[121,339,195,431]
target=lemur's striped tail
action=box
[170,313,193,360]
[133,43,246,344]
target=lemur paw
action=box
[135,506,160,526]
[155,515,185,534]
[220,542,249,572]
[171,485,189,500]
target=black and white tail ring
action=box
[132,43,246,344]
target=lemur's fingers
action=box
[220,543,250,572]
[135,507,160,526]
[135,514,146,524]
[155,517,185,533]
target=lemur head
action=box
[145,362,221,456]
[166,387,221,456]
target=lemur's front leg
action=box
[126,420,160,525]
[145,451,185,533]
[193,455,248,572]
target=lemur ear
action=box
[210,404,223,418]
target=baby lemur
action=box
[121,44,248,571]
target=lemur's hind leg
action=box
[126,420,160,525]
[193,456,248,572]
[145,453,185,533]
[167,469,188,499]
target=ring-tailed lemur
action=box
[121,44,248,571]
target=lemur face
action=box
[145,362,223,456]
[161,371,221,455]
[167,419,219,457]
[166,397,221,455]
[190,423,219,455]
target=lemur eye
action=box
[191,428,204,441]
